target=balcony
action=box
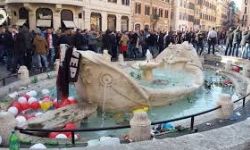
[5,0,83,7]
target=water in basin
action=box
[127,67,195,89]
[49,68,235,140]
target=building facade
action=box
[0,0,131,31]
[131,0,171,31]
[195,0,217,31]
[171,0,218,31]
[216,0,229,30]
[171,0,196,31]
[242,0,250,27]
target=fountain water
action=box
[146,49,153,62]
[118,53,126,66]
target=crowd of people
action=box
[0,25,250,74]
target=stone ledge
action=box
[80,118,250,150]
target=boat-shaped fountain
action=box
[75,41,204,111]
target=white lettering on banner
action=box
[69,51,81,82]
[70,67,77,78]
[70,57,78,67]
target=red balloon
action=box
[30,102,40,110]
[49,132,58,139]
[64,122,76,129]
[20,102,30,111]
[12,102,22,112]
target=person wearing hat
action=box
[32,28,48,72]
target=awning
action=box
[15,19,26,26]
[63,20,76,28]
[37,19,51,27]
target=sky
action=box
[233,0,242,9]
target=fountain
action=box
[139,50,159,81]
[75,41,204,111]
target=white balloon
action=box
[16,116,27,127]
[30,143,47,149]
[8,107,18,116]
[55,134,67,139]
[18,96,27,104]
[28,97,38,104]
[41,89,50,96]
[30,90,38,97]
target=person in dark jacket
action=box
[110,32,117,60]
[12,27,27,73]
[158,32,165,53]
[225,27,234,56]
[196,31,204,55]
[4,26,14,71]
[58,29,74,46]
[102,29,112,52]
[232,26,242,57]
[21,26,33,70]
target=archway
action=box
[36,8,53,29]
[107,14,116,31]
[90,12,102,31]
[18,7,29,27]
[121,16,129,32]
[61,9,74,29]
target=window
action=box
[135,3,141,14]
[152,7,157,16]
[145,5,150,16]
[122,0,130,6]
[164,10,168,18]
[108,0,117,3]
[159,9,163,17]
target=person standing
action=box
[102,29,112,52]
[119,33,129,58]
[45,28,58,66]
[225,27,234,56]
[4,26,14,71]
[232,26,242,57]
[196,30,204,55]
[12,26,26,73]
[32,28,49,72]
[207,27,217,55]
[20,26,33,70]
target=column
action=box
[116,14,121,32]
[29,11,36,30]
[84,8,91,30]
[53,11,60,30]
[101,12,107,31]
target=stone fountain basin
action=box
[76,46,204,111]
